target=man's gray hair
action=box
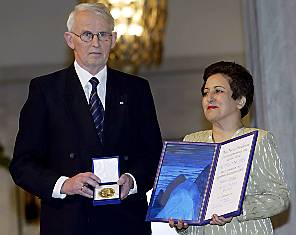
[67,3,115,31]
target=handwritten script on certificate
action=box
[204,135,254,220]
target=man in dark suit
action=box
[10,3,162,235]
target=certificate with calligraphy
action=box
[146,131,258,225]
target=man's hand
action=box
[117,174,134,199]
[61,172,101,198]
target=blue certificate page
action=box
[146,142,216,224]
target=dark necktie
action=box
[89,77,104,142]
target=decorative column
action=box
[243,1,296,234]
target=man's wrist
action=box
[52,176,69,199]
[124,173,137,194]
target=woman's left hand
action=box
[168,218,189,231]
[210,214,232,226]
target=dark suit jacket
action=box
[10,65,162,235]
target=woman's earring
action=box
[238,97,246,108]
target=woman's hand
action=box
[210,214,232,226]
[168,218,189,232]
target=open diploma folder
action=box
[146,131,258,225]
[92,156,121,206]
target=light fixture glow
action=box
[82,0,167,73]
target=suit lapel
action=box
[64,65,103,153]
[103,68,126,151]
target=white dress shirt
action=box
[52,61,137,198]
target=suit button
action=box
[124,156,128,161]
[69,153,76,159]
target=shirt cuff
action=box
[124,173,138,195]
[52,176,69,199]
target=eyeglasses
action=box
[71,31,113,42]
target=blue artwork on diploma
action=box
[147,142,215,222]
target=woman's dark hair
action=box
[201,61,254,118]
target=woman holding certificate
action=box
[169,61,290,235]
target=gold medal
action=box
[98,187,115,198]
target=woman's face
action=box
[202,73,243,125]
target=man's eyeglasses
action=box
[71,31,113,42]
